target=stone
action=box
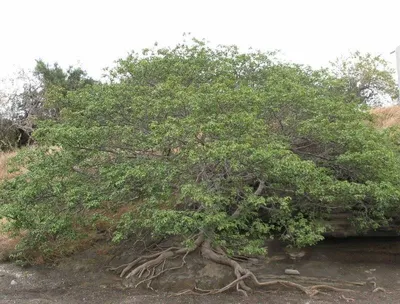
[284,269,300,275]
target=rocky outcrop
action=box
[323,212,400,238]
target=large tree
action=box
[1,40,400,295]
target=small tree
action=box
[1,40,400,295]
[0,61,95,144]
[330,51,399,106]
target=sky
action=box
[1,0,400,84]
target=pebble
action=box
[285,269,300,275]
[10,280,17,285]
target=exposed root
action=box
[372,287,386,293]
[194,240,355,297]
[134,250,191,288]
[260,275,365,287]
[340,294,355,302]
[114,234,204,288]
[116,236,357,297]
[107,246,179,273]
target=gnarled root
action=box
[116,234,204,288]
[115,236,355,297]
[183,240,354,297]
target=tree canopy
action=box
[330,51,399,106]
[1,39,400,293]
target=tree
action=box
[0,60,95,144]
[0,71,39,149]
[1,40,400,295]
[330,51,399,106]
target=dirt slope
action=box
[1,237,400,303]
[371,105,400,128]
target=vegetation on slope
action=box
[1,39,400,294]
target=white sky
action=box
[1,0,400,83]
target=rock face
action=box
[323,212,400,238]
[284,247,306,260]
[0,233,19,262]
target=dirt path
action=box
[1,237,400,303]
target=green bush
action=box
[1,39,400,259]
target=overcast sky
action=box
[1,0,400,83]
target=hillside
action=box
[371,105,400,128]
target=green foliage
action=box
[7,60,96,137]
[330,51,399,106]
[33,60,96,115]
[34,60,94,91]
[2,39,400,259]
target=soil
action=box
[2,237,400,303]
